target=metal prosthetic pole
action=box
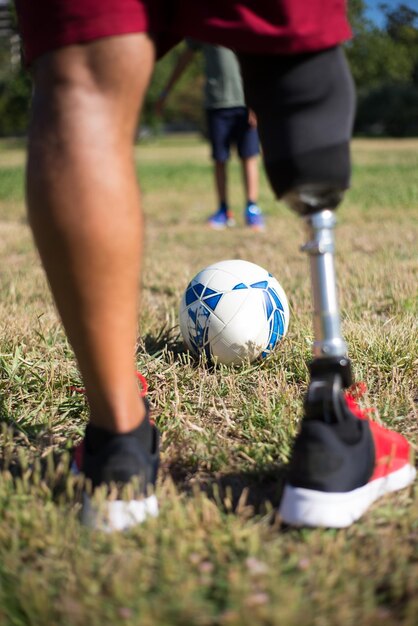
[302,208,353,422]
[286,187,354,423]
[302,209,347,360]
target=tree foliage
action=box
[347,1,418,135]
[0,2,32,136]
[0,65,31,136]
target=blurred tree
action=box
[348,0,370,35]
[347,1,418,135]
[384,3,418,41]
[0,1,31,136]
[0,67,31,135]
[383,2,418,83]
[346,1,415,87]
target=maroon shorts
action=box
[16,0,351,66]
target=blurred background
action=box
[0,0,417,138]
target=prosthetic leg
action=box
[239,47,415,527]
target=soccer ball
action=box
[179,259,289,365]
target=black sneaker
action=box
[72,402,159,532]
[279,386,415,528]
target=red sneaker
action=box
[279,385,416,528]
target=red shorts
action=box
[16,0,351,66]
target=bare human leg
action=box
[241,155,264,229]
[207,159,235,228]
[27,34,155,433]
[241,155,258,204]
[214,160,227,206]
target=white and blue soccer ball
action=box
[179,259,289,365]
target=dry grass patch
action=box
[0,136,417,625]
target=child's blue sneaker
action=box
[245,203,265,231]
[207,208,235,230]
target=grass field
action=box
[0,135,417,626]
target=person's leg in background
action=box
[206,108,235,229]
[241,155,264,230]
[241,155,258,206]
[235,107,264,230]
[213,160,229,216]
[239,46,416,527]
[27,34,159,530]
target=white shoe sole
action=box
[81,493,159,532]
[279,463,416,528]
